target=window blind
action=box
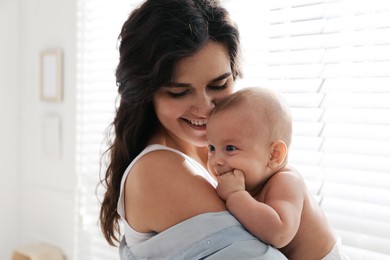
[76,0,390,259]
[75,0,139,259]
[224,0,390,259]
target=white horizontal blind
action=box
[76,0,390,259]
[75,0,141,259]
[225,0,390,259]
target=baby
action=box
[206,87,349,260]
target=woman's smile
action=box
[182,117,208,132]
[184,118,207,128]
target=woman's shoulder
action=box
[131,144,216,185]
[131,145,188,175]
[131,144,188,172]
[125,145,226,232]
[129,145,209,189]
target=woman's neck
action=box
[185,146,209,169]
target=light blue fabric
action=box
[119,211,286,259]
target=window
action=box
[75,0,136,259]
[76,0,390,259]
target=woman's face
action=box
[153,41,234,148]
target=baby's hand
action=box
[216,169,245,201]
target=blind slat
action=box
[227,1,390,258]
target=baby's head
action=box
[207,87,292,178]
[212,87,291,148]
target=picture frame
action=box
[40,49,63,102]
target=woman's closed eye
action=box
[167,89,190,98]
[208,82,227,91]
[168,83,225,97]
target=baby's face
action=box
[206,108,271,193]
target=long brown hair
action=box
[99,0,241,246]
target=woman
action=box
[99,0,285,258]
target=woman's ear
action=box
[268,140,287,169]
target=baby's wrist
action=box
[226,190,247,207]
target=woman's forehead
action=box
[172,42,231,82]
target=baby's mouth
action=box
[216,169,234,176]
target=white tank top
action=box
[117,144,217,247]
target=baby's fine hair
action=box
[212,87,292,146]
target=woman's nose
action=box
[191,94,215,116]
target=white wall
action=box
[0,0,77,259]
[0,0,21,259]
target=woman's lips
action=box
[183,118,207,130]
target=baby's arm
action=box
[216,168,304,248]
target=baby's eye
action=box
[208,144,215,152]
[225,145,237,152]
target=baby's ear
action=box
[268,140,287,169]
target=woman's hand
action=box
[216,169,246,201]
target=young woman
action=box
[99,0,285,258]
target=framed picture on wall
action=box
[40,49,63,102]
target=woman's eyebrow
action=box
[164,82,190,88]
[208,72,232,84]
[165,72,232,88]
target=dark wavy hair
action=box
[99,0,241,246]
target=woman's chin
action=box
[189,135,208,147]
